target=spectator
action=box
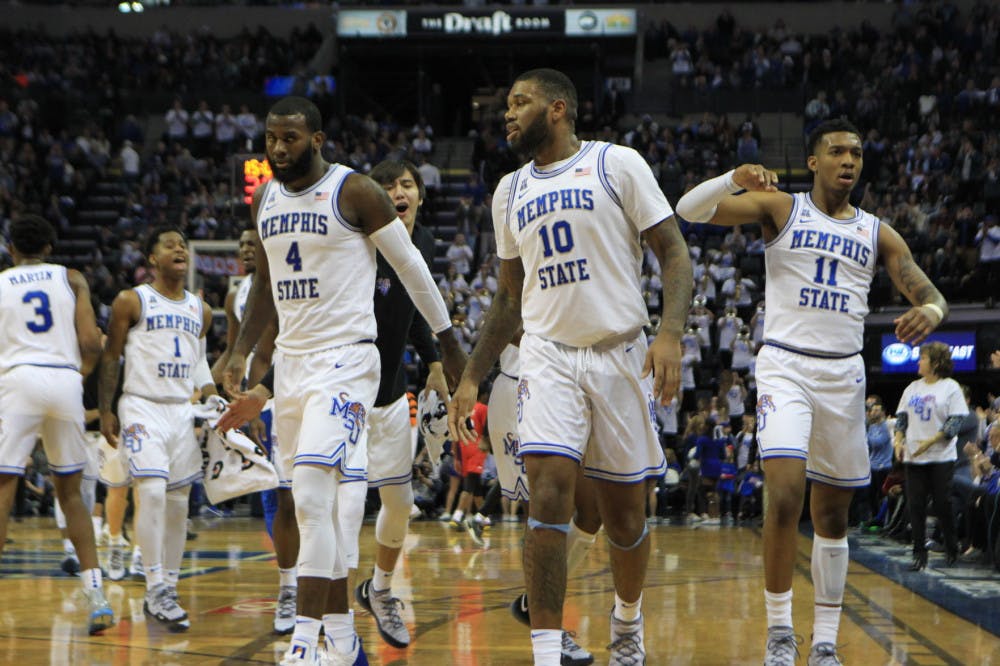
[164,98,189,146]
[445,232,474,277]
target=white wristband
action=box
[922,303,944,323]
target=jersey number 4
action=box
[286,242,303,272]
[23,290,53,333]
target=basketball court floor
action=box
[1,516,998,664]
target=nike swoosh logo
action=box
[855,377,864,384]
[625,345,635,353]
[335,363,345,369]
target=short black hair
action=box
[267,96,322,133]
[807,118,862,156]
[144,225,186,258]
[369,159,426,201]
[10,214,56,256]
[514,68,578,125]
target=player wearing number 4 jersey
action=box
[222,96,464,666]
[677,118,949,666]
[0,215,115,636]
[451,69,692,666]
[99,225,213,633]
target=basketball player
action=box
[222,97,464,666]
[676,118,948,666]
[449,69,692,665]
[212,227,297,635]
[99,225,213,633]
[0,214,115,636]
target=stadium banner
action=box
[337,10,407,38]
[406,8,564,38]
[880,330,977,374]
[565,9,637,37]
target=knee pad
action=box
[527,518,571,533]
[606,523,649,552]
[292,465,336,579]
[336,480,367,572]
[80,476,97,513]
[135,477,167,514]
[375,483,414,548]
[812,535,848,606]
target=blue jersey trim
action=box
[278,164,338,198]
[763,340,861,359]
[596,143,623,209]
[518,442,583,462]
[368,471,413,488]
[765,192,800,248]
[529,141,596,179]
[500,477,531,501]
[505,169,522,234]
[167,470,204,491]
[11,362,80,371]
[0,464,27,475]
[759,451,809,461]
[329,167,362,233]
[806,192,862,225]
[582,462,666,484]
[806,469,871,488]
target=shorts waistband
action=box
[547,329,642,354]
[763,340,860,359]
[122,392,190,405]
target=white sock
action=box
[92,516,103,536]
[765,589,793,629]
[452,510,464,523]
[566,519,597,573]
[279,566,297,588]
[812,534,848,646]
[813,604,841,647]
[81,567,103,591]
[63,539,76,555]
[145,563,164,590]
[133,545,142,559]
[165,570,180,587]
[372,564,393,592]
[290,615,322,648]
[530,629,562,666]
[614,592,642,622]
[322,611,355,652]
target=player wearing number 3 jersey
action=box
[677,118,949,666]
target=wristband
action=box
[922,303,944,323]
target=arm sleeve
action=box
[942,415,965,438]
[675,170,742,223]
[895,412,909,434]
[369,219,452,333]
[605,145,675,232]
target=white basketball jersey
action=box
[123,284,204,402]
[763,192,879,356]
[0,263,81,372]
[233,273,253,324]
[494,141,673,348]
[257,164,376,354]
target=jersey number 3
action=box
[23,290,53,333]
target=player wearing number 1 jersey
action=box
[223,96,464,666]
[677,118,949,666]
[450,69,692,666]
[99,225,213,633]
[0,214,115,636]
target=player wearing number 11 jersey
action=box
[677,118,949,666]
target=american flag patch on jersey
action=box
[574,167,591,176]
[315,191,330,201]
[855,224,869,237]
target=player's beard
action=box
[270,145,315,184]
[511,112,550,158]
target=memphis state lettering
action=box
[259,212,329,240]
[790,228,872,313]
[515,188,594,291]
[146,314,199,379]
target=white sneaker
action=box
[280,640,324,665]
[608,612,644,665]
[274,585,297,635]
[324,634,366,666]
[355,578,409,647]
[108,544,126,581]
[129,548,144,580]
[143,582,188,632]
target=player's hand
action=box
[216,385,268,432]
[643,332,682,405]
[439,339,468,392]
[732,164,779,192]
[448,377,478,444]
[424,362,450,402]
[100,412,120,449]
[248,417,267,447]
[893,304,941,345]
[222,352,247,398]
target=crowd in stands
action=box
[2,5,1000,568]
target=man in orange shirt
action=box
[449,385,491,545]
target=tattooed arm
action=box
[879,222,947,345]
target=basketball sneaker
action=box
[143,581,189,632]
[325,634,368,666]
[464,517,485,547]
[608,612,645,665]
[279,640,324,666]
[274,585,297,635]
[561,630,594,665]
[764,626,800,666]
[129,548,145,581]
[510,592,530,626]
[807,643,842,665]
[61,551,80,576]
[355,578,409,648]
[108,544,126,581]
[83,587,116,635]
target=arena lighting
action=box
[117,1,144,12]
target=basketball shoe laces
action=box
[374,591,406,634]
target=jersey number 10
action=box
[538,220,575,258]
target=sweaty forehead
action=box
[820,132,862,149]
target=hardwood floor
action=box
[1,515,998,664]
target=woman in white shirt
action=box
[894,342,969,571]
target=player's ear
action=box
[550,98,567,123]
[806,154,818,173]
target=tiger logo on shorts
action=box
[122,423,150,454]
[756,394,776,432]
[330,392,368,445]
[516,378,530,424]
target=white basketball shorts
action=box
[273,343,379,482]
[518,332,665,483]
[367,394,414,487]
[755,344,870,488]
[0,365,88,476]
[118,394,203,490]
[487,370,530,501]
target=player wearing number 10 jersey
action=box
[676,118,948,666]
